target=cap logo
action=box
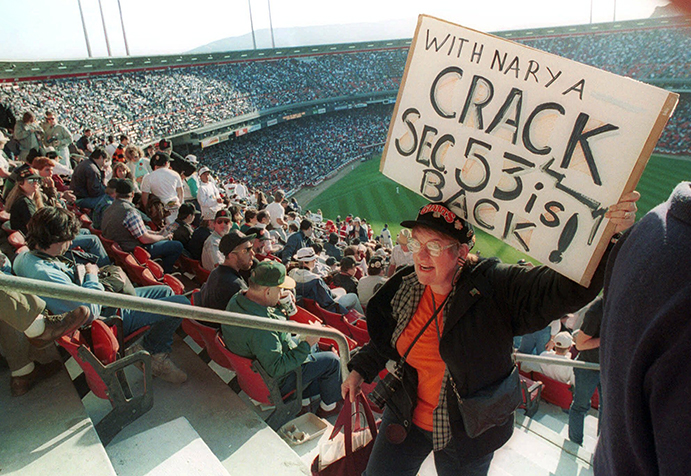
[420,204,456,223]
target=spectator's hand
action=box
[545,338,556,352]
[85,263,99,275]
[303,321,323,346]
[341,369,364,400]
[606,190,640,234]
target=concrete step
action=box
[74,334,309,476]
[107,417,231,476]
[0,349,116,476]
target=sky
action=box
[0,0,671,61]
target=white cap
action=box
[199,166,211,176]
[185,154,198,163]
[554,331,573,349]
[295,247,317,262]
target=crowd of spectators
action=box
[1,25,691,153]
[0,50,406,145]
[190,106,392,192]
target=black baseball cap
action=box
[401,202,475,245]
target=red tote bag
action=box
[311,394,378,476]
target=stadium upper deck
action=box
[0,16,689,153]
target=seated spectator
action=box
[222,261,342,418]
[229,204,243,232]
[0,250,90,397]
[201,209,232,271]
[91,178,119,230]
[75,128,92,155]
[71,147,108,209]
[6,167,44,235]
[141,152,183,225]
[332,256,359,295]
[197,230,255,311]
[538,331,575,385]
[281,218,314,264]
[13,207,189,383]
[31,156,75,206]
[112,162,139,191]
[357,256,388,308]
[241,208,258,233]
[343,246,365,280]
[126,145,151,185]
[325,233,343,261]
[290,247,363,314]
[196,166,224,220]
[112,134,128,163]
[348,217,368,243]
[101,179,183,273]
[388,229,414,276]
[256,210,270,228]
[310,242,332,277]
[266,189,288,231]
[187,211,214,260]
[246,226,281,262]
[172,203,196,249]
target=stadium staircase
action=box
[1,327,600,475]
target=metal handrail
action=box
[0,274,351,377]
[515,352,600,371]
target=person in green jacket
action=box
[222,261,343,417]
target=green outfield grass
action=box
[305,153,690,265]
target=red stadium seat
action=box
[7,231,26,250]
[58,317,152,446]
[133,246,151,265]
[183,319,303,429]
[289,306,358,353]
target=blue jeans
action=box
[76,196,104,209]
[145,240,183,273]
[364,407,494,476]
[120,285,189,354]
[517,325,552,355]
[71,232,110,267]
[279,351,341,405]
[568,367,601,445]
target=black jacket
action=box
[350,254,608,459]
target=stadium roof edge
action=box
[0,15,688,82]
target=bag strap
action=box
[398,291,450,365]
[328,393,377,458]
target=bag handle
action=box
[328,393,377,458]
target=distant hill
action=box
[187,18,415,53]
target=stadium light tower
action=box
[268,0,276,48]
[248,0,257,49]
[117,0,131,56]
[77,0,93,57]
[98,0,112,56]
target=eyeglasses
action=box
[407,238,457,257]
[216,219,231,224]
[26,178,42,184]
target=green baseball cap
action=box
[249,261,296,289]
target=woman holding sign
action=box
[342,195,638,475]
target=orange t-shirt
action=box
[395,286,447,431]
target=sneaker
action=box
[316,400,344,419]
[27,306,91,349]
[11,360,63,397]
[151,353,187,384]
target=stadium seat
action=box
[98,235,117,260]
[133,246,151,265]
[110,243,130,268]
[162,274,185,295]
[176,254,197,275]
[7,231,26,250]
[519,374,543,418]
[194,262,210,284]
[289,306,358,353]
[145,259,165,280]
[58,317,153,446]
[301,298,369,346]
[183,319,303,430]
[122,255,161,287]
[531,371,573,410]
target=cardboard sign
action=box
[381,15,678,285]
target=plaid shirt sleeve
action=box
[123,210,146,239]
